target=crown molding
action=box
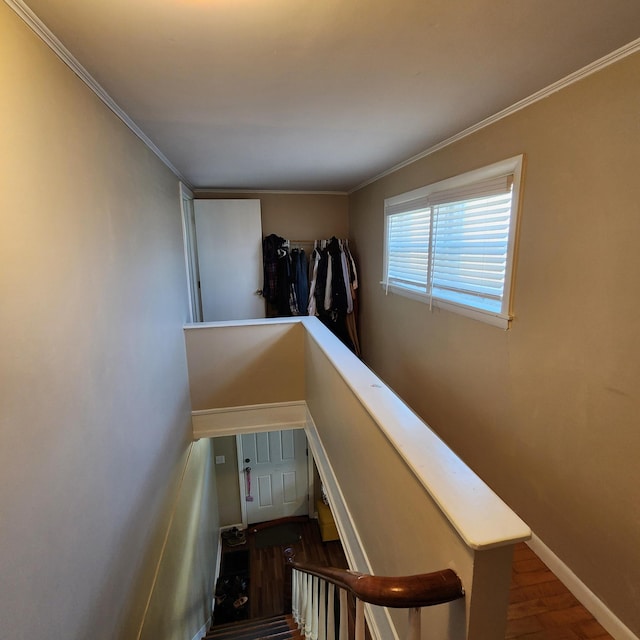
[193,188,349,196]
[8,0,639,196]
[350,37,640,194]
[5,0,191,187]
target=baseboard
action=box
[527,533,638,640]
[191,618,210,640]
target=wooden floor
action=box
[218,519,613,639]
[507,543,612,639]
[219,519,348,621]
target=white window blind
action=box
[386,207,430,293]
[431,176,512,313]
[383,156,523,328]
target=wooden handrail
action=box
[284,549,464,609]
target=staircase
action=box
[203,614,303,640]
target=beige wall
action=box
[184,321,306,528]
[0,6,211,640]
[213,435,243,526]
[349,52,640,635]
[140,439,219,640]
[185,322,305,410]
[195,191,349,240]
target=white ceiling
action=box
[20,0,640,192]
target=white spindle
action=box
[407,607,421,640]
[305,573,314,637]
[292,569,432,640]
[355,598,365,640]
[339,588,348,640]
[327,582,336,640]
[318,579,327,640]
[299,571,308,633]
[292,570,300,625]
[310,575,319,640]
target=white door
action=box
[240,430,309,525]
[193,199,264,321]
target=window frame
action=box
[381,155,524,329]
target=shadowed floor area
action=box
[215,518,347,624]
[254,523,303,550]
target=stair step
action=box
[205,625,289,640]
[205,614,298,640]
[208,619,288,635]
[209,614,286,634]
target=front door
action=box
[240,429,309,525]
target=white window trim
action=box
[381,155,524,330]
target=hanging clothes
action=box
[339,241,353,314]
[343,240,360,356]
[291,248,308,316]
[307,244,320,317]
[328,237,348,313]
[309,237,360,356]
[262,233,292,316]
[262,234,360,357]
[262,234,285,305]
[314,244,329,318]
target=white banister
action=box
[339,588,348,640]
[293,569,312,635]
[290,562,464,640]
[300,570,307,630]
[408,607,421,640]
[292,570,345,640]
[305,572,313,638]
[310,575,319,640]
[292,569,300,625]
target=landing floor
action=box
[507,543,612,639]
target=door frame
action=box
[236,428,314,529]
[179,182,202,323]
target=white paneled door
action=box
[240,430,309,525]
[193,199,264,321]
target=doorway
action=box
[237,429,310,526]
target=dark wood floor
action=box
[218,519,348,622]
[218,519,613,639]
[256,519,347,619]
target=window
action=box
[382,156,523,329]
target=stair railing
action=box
[284,549,464,640]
